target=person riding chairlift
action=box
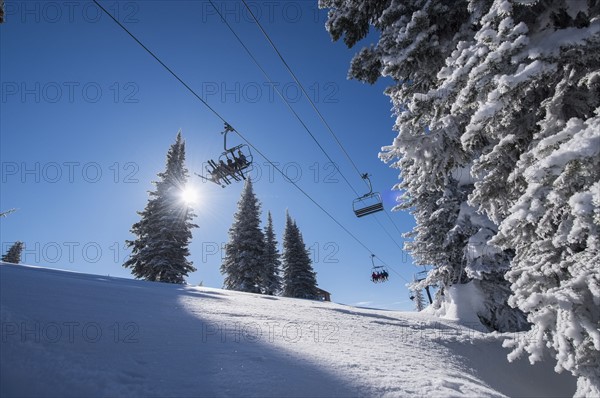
[235,149,247,170]
[220,159,240,181]
[228,156,246,180]
[371,270,389,283]
[207,164,228,187]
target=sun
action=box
[180,185,199,205]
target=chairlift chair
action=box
[219,123,253,176]
[370,254,389,283]
[353,174,384,217]
[218,145,253,175]
[412,268,433,304]
[414,270,428,283]
[196,123,254,187]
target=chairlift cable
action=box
[91,0,226,125]
[383,208,405,237]
[208,0,361,198]
[211,0,407,255]
[372,215,404,252]
[91,0,410,284]
[240,0,368,190]
[241,0,406,235]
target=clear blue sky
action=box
[1,1,422,310]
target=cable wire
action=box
[241,0,367,185]
[208,0,361,197]
[211,0,409,270]
[241,0,408,244]
[92,0,226,124]
[91,0,410,284]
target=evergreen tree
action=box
[124,132,197,284]
[411,288,426,312]
[261,211,282,295]
[0,208,17,218]
[282,212,318,299]
[221,179,265,293]
[494,113,600,397]
[321,0,525,332]
[321,0,600,393]
[440,3,599,393]
[2,241,23,264]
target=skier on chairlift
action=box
[205,165,224,187]
[229,154,246,180]
[226,157,236,173]
[220,159,240,181]
[370,267,389,283]
[236,149,247,169]
[197,123,254,187]
[212,162,231,185]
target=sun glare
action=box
[181,185,199,205]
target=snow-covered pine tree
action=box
[124,132,197,284]
[261,211,282,295]
[282,212,318,300]
[221,179,265,293]
[322,0,600,392]
[452,6,600,375]
[320,0,526,332]
[0,208,17,218]
[2,241,23,264]
[411,288,427,312]
[494,113,600,397]
[435,2,600,393]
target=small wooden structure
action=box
[315,288,331,302]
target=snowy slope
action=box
[0,263,576,397]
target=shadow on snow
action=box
[0,264,361,397]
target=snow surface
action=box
[423,281,485,326]
[0,263,576,397]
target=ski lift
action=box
[353,174,384,217]
[370,254,389,283]
[219,123,253,175]
[411,268,433,304]
[196,123,254,187]
[414,270,428,282]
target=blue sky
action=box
[1,1,422,310]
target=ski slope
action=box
[0,263,576,397]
